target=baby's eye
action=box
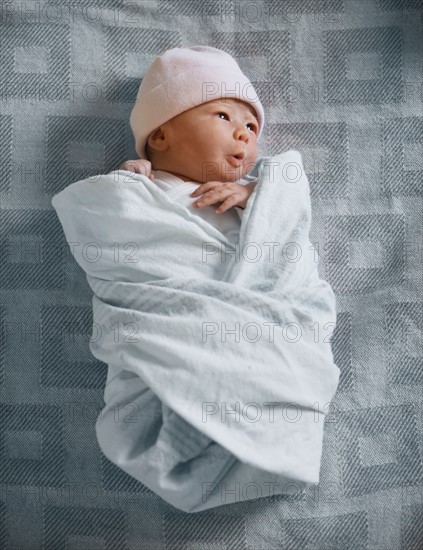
[217,112,229,120]
[217,112,257,133]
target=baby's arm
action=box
[119,159,155,180]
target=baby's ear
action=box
[146,126,168,155]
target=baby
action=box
[116,46,265,239]
[50,45,341,514]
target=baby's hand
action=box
[190,180,255,214]
[119,159,155,180]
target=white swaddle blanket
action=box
[51,150,340,513]
[149,168,249,246]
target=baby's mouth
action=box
[226,152,245,167]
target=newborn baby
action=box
[115,46,265,243]
[51,46,341,513]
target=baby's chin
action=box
[197,166,250,183]
[221,168,252,183]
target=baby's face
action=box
[150,98,259,183]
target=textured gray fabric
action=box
[1,0,422,548]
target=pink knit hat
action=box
[129,46,265,159]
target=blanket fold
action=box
[51,150,340,513]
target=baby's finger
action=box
[123,164,136,172]
[194,188,230,208]
[191,181,223,197]
[191,183,210,196]
[193,191,220,207]
[216,195,238,214]
[136,166,150,177]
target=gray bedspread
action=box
[1,0,422,548]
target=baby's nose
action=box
[235,127,249,141]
